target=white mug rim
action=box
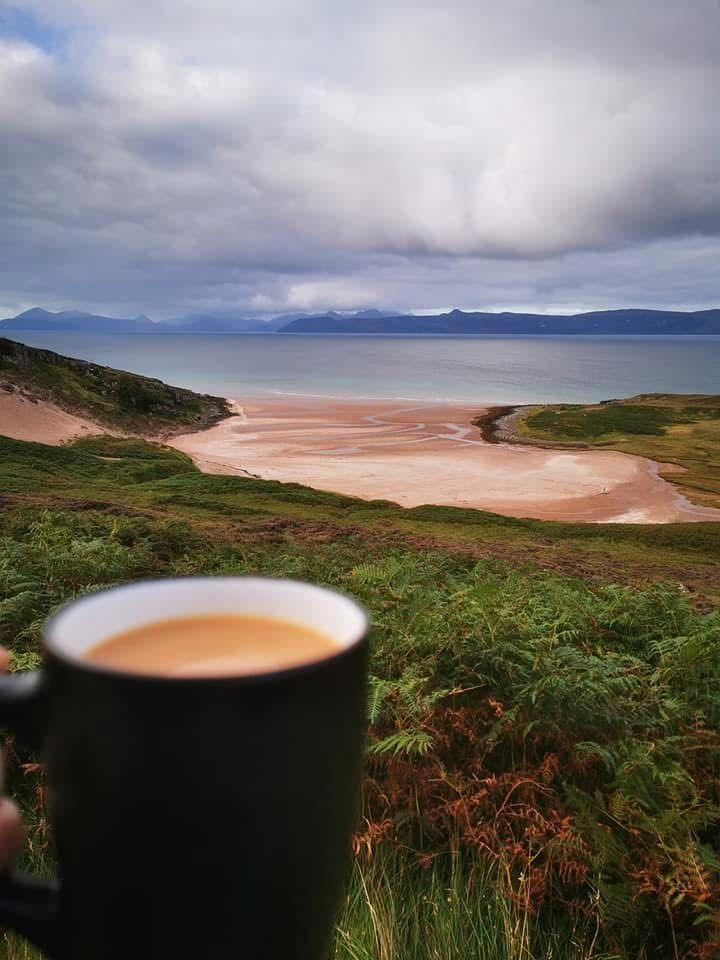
[43,576,370,682]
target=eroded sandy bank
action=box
[0,390,103,444]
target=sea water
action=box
[9,332,720,404]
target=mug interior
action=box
[44,577,369,671]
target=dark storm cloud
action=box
[1,0,719,317]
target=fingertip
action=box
[0,647,11,673]
[0,797,25,868]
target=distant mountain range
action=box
[280,307,720,335]
[0,307,289,334]
[1,308,160,333]
[3,306,720,336]
[0,307,401,334]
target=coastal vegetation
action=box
[489,395,720,511]
[0,337,230,434]
[1,433,720,958]
[1,348,720,957]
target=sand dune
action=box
[170,396,720,524]
[0,390,102,444]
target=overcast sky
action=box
[1,0,719,319]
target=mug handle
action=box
[0,672,63,958]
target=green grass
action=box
[516,394,720,510]
[0,336,230,433]
[1,433,720,958]
[3,432,720,606]
[335,850,619,960]
[528,403,682,438]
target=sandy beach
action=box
[170,395,720,524]
[3,386,718,523]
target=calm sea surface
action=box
[10,332,720,404]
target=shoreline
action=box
[474,405,591,449]
[170,394,720,524]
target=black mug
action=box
[0,577,370,959]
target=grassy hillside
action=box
[505,395,720,510]
[1,433,720,958]
[0,337,231,433]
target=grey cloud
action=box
[1,1,719,317]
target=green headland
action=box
[0,336,231,434]
[479,394,720,510]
